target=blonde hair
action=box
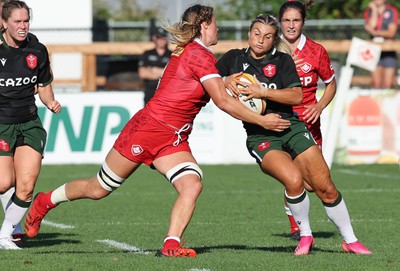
[163,4,214,47]
[249,14,293,55]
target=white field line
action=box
[41,219,75,229]
[96,239,151,254]
[40,220,150,254]
[337,168,400,179]
[341,188,400,193]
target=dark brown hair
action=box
[1,0,30,33]
[278,0,314,22]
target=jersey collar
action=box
[279,34,307,51]
[0,33,30,49]
[194,38,212,52]
[297,34,307,51]
[245,46,277,61]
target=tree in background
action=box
[94,0,400,21]
[93,0,160,21]
[216,0,400,20]
[93,0,112,20]
[116,0,158,21]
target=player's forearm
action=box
[37,85,56,107]
[264,86,302,105]
[318,80,337,110]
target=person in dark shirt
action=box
[0,0,61,250]
[0,0,40,244]
[138,26,172,104]
[217,13,371,256]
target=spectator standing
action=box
[138,26,172,104]
[364,0,398,89]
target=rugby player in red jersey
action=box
[279,0,337,241]
[24,4,290,257]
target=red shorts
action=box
[305,121,322,147]
[113,109,192,166]
[295,109,322,147]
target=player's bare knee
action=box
[174,176,203,198]
[96,161,125,195]
[90,188,110,200]
[186,179,203,198]
[285,175,304,195]
[0,176,15,193]
[179,181,203,202]
[314,180,338,202]
[322,186,339,203]
[0,185,10,194]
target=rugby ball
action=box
[236,73,266,115]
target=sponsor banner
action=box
[333,89,400,164]
[39,90,399,165]
[190,101,253,164]
[38,92,253,165]
[38,92,143,164]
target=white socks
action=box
[285,190,312,237]
[0,188,23,235]
[164,236,180,243]
[0,196,30,238]
[0,188,14,212]
[323,193,357,244]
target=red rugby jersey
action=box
[146,39,220,128]
[291,34,335,120]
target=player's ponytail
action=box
[164,4,214,47]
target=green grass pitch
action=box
[1,163,399,271]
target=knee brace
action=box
[97,161,125,192]
[165,162,203,184]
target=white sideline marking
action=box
[341,188,400,193]
[188,269,211,271]
[96,239,151,254]
[337,169,400,179]
[42,219,75,229]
